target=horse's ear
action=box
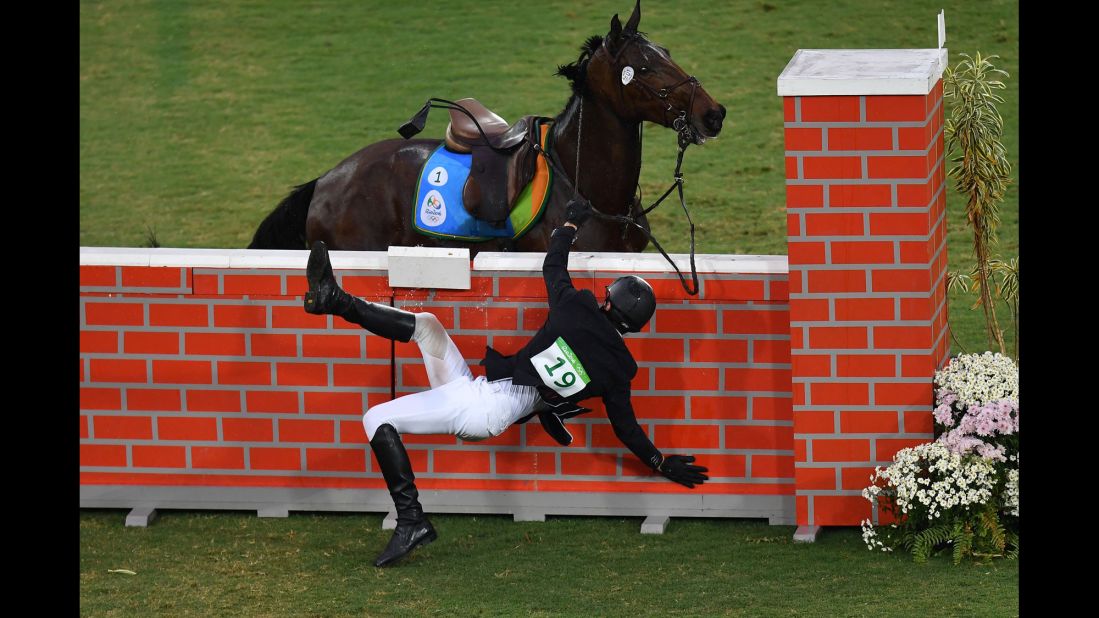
[624,0,641,34]
[608,13,622,44]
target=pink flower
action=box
[940,430,983,456]
[976,443,1006,462]
[933,397,1017,461]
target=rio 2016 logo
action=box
[420,190,447,226]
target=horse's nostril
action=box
[719,104,727,119]
[704,108,724,132]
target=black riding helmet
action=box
[603,275,656,334]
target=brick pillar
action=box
[777,49,951,536]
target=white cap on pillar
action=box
[777,48,948,96]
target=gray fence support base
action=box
[82,486,795,528]
[640,515,670,534]
[125,507,158,527]
[793,525,821,543]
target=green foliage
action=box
[947,256,1019,356]
[943,52,1015,357]
[142,225,161,248]
[947,270,972,295]
[951,523,972,565]
[989,257,1018,305]
[910,523,953,563]
[893,505,1012,565]
[944,53,1011,242]
[990,257,1019,357]
[978,503,1007,557]
[1006,531,1019,560]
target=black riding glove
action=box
[657,455,709,488]
[535,399,592,446]
[565,198,593,226]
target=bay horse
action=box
[247,1,726,256]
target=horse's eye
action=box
[639,67,649,73]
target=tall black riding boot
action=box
[304,240,416,342]
[369,424,437,567]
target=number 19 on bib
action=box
[530,337,590,398]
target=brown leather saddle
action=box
[442,98,548,228]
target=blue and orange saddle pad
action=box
[412,122,553,242]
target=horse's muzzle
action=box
[702,104,727,137]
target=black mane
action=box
[554,31,658,96]
[554,35,604,95]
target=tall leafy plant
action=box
[943,53,1014,356]
[989,257,1018,358]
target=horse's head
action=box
[559,1,726,145]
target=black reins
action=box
[537,32,703,295]
[529,125,699,296]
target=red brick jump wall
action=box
[782,77,950,527]
[80,253,795,514]
[81,50,950,529]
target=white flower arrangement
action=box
[863,442,995,523]
[862,351,1020,561]
[934,351,1018,408]
[1004,467,1019,517]
[860,519,893,552]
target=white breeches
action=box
[362,313,539,441]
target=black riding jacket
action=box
[481,225,662,469]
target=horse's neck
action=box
[552,95,640,214]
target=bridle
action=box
[532,32,704,295]
[609,32,702,150]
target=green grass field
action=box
[80,510,1018,616]
[79,0,1019,354]
[80,1,1020,613]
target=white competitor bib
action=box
[530,337,591,398]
